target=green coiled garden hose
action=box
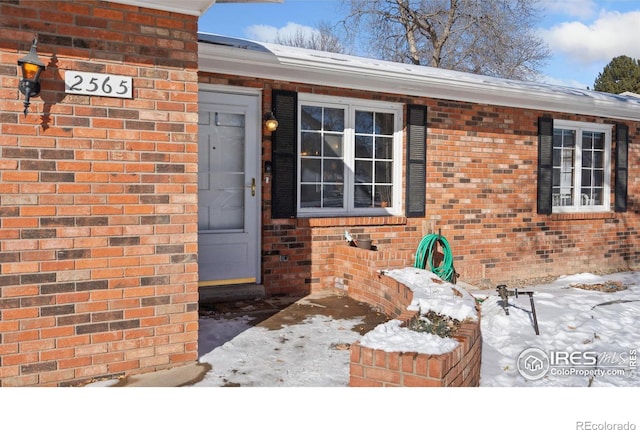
[414,233,456,283]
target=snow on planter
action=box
[386,267,478,322]
[359,267,478,355]
[359,319,459,354]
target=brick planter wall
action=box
[0,1,199,386]
[335,245,482,387]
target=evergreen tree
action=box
[593,55,640,94]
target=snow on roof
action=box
[198,33,640,121]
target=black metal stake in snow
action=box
[496,285,540,335]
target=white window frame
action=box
[552,120,612,214]
[297,94,404,217]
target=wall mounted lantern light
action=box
[17,37,46,115]
[264,111,279,132]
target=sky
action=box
[198,0,640,90]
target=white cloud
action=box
[539,0,598,20]
[541,10,640,64]
[245,22,319,43]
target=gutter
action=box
[198,33,640,122]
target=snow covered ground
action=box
[193,269,640,388]
[11,269,639,430]
[479,271,640,387]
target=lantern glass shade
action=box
[264,112,279,132]
[21,61,43,81]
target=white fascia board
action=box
[108,0,216,15]
[199,39,640,121]
[108,0,280,16]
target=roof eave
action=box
[198,39,640,122]
[108,0,281,16]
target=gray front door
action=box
[198,90,260,286]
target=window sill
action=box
[550,212,616,221]
[297,215,407,228]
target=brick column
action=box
[0,1,199,386]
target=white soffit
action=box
[108,0,280,16]
[199,33,640,122]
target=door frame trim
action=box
[197,84,263,285]
[199,83,263,97]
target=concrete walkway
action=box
[102,291,388,387]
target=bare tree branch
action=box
[341,0,550,80]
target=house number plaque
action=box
[65,71,133,99]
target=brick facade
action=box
[0,1,199,386]
[199,72,640,294]
[3,0,640,387]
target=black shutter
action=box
[271,90,298,219]
[406,105,427,217]
[615,123,629,213]
[537,117,554,215]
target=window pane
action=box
[354,185,372,207]
[375,137,393,159]
[581,169,592,187]
[323,159,344,183]
[324,108,344,131]
[323,134,343,157]
[355,135,373,158]
[323,184,343,208]
[301,132,321,156]
[301,106,322,131]
[300,184,321,208]
[593,170,604,186]
[376,113,394,135]
[593,151,603,168]
[375,185,392,207]
[355,111,373,134]
[301,159,321,182]
[580,188,594,205]
[593,132,604,150]
[355,160,372,183]
[582,151,592,168]
[593,188,604,205]
[375,160,392,183]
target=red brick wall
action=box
[335,246,481,387]
[0,1,199,386]
[200,72,640,294]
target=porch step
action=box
[199,284,266,304]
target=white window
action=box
[552,120,612,213]
[297,95,403,216]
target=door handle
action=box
[250,178,256,197]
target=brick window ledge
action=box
[550,212,616,221]
[298,216,407,228]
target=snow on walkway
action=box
[194,270,640,387]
